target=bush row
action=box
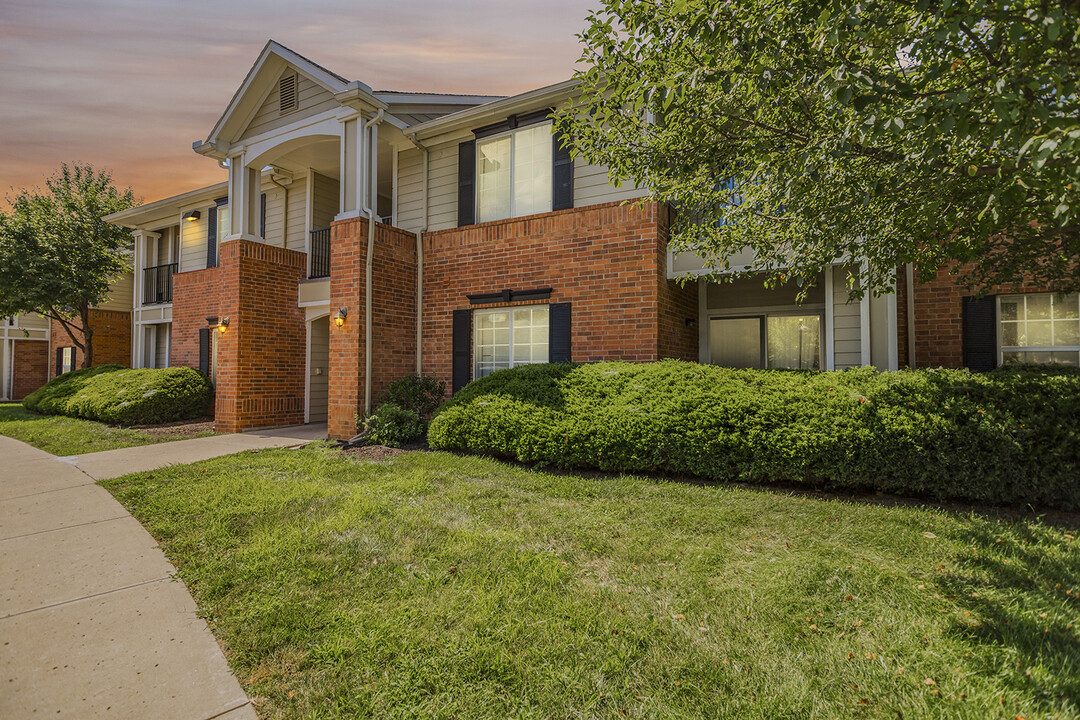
[23,365,213,425]
[428,361,1080,510]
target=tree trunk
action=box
[80,306,93,369]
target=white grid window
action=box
[474,306,550,378]
[1000,293,1080,366]
[476,123,552,223]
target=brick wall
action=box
[214,240,307,433]
[419,201,698,407]
[909,263,1051,369]
[327,217,417,439]
[48,309,131,379]
[12,340,48,400]
[171,267,220,371]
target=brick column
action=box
[327,217,417,440]
[214,239,307,432]
[12,340,48,400]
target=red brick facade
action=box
[214,240,307,433]
[171,266,220,371]
[908,263,1050,369]
[419,201,697,406]
[49,309,132,379]
[12,340,48,400]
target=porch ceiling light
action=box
[218,317,230,333]
[334,307,348,328]
[183,210,201,222]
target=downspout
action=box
[269,174,288,244]
[406,132,429,376]
[362,109,384,417]
[905,262,916,368]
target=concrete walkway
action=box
[0,425,324,718]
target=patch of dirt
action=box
[341,445,408,461]
[130,417,216,439]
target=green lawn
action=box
[0,403,213,456]
[101,445,1079,720]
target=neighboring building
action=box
[47,271,135,379]
[104,40,1078,439]
[1,314,50,401]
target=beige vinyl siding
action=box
[241,70,338,141]
[15,313,49,331]
[154,323,170,368]
[573,155,647,206]
[311,172,339,231]
[179,208,209,273]
[308,316,329,422]
[832,265,863,369]
[259,174,310,251]
[397,126,648,234]
[96,271,134,312]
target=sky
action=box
[0,0,599,205]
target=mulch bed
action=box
[129,417,216,439]
[340,445,408,461]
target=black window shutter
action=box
[457,140,476,227]
[549,302,572,363]
[56,347,63,376]
[206,206,217,269]
[198,328,210,375]
[962,295,997,372]
[452,309,472,393]
[259,193,266,239]
[552,133,574,211]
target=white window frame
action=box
[473,304,550,379]
[475,121,553,223]
[706,307,825,370]
[997,292,1080,366]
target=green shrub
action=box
[362,402,425,447]
[23,366,213,425]
[379,374,447,420]
[429,360,1080,510]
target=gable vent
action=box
[278,73,298,115]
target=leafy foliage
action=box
[557,0,1080,296]
[0,163,136,366]
[430,361,1080,510]
[356,375,448,447]
[361,402,426,448]
[23,365,213,426]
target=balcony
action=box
[142,263,177,305]
[309,227,330,279]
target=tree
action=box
[557,0,1080,296]
[0,163,136,368]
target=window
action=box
[59,347,75,375]
[476,123,553,223]
[1000,293,1080,366]
[709,314,821,370]
[473,306,549,378]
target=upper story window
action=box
[476,123,554,223]
[1000,292,1079,366]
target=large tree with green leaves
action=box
[557,0,1080,296]
[0,163,136,368]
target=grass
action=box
[100,445,1079,720]
[0,403,214,456]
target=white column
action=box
[859,260,872,366]
[336,114,367,221]
[1,338,10,401]
[131,229,161,312]
[824,265,835,371]
[227,153,261,242]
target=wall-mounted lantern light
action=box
[334,307,348,328]
[218,317,230,334]
[182,210,201,222]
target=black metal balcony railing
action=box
[142,263,177,305]
[309,227,331,279]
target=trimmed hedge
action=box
[428,361,1080,510]
[23,365,213,426]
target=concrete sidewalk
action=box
[0,426,322,718]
